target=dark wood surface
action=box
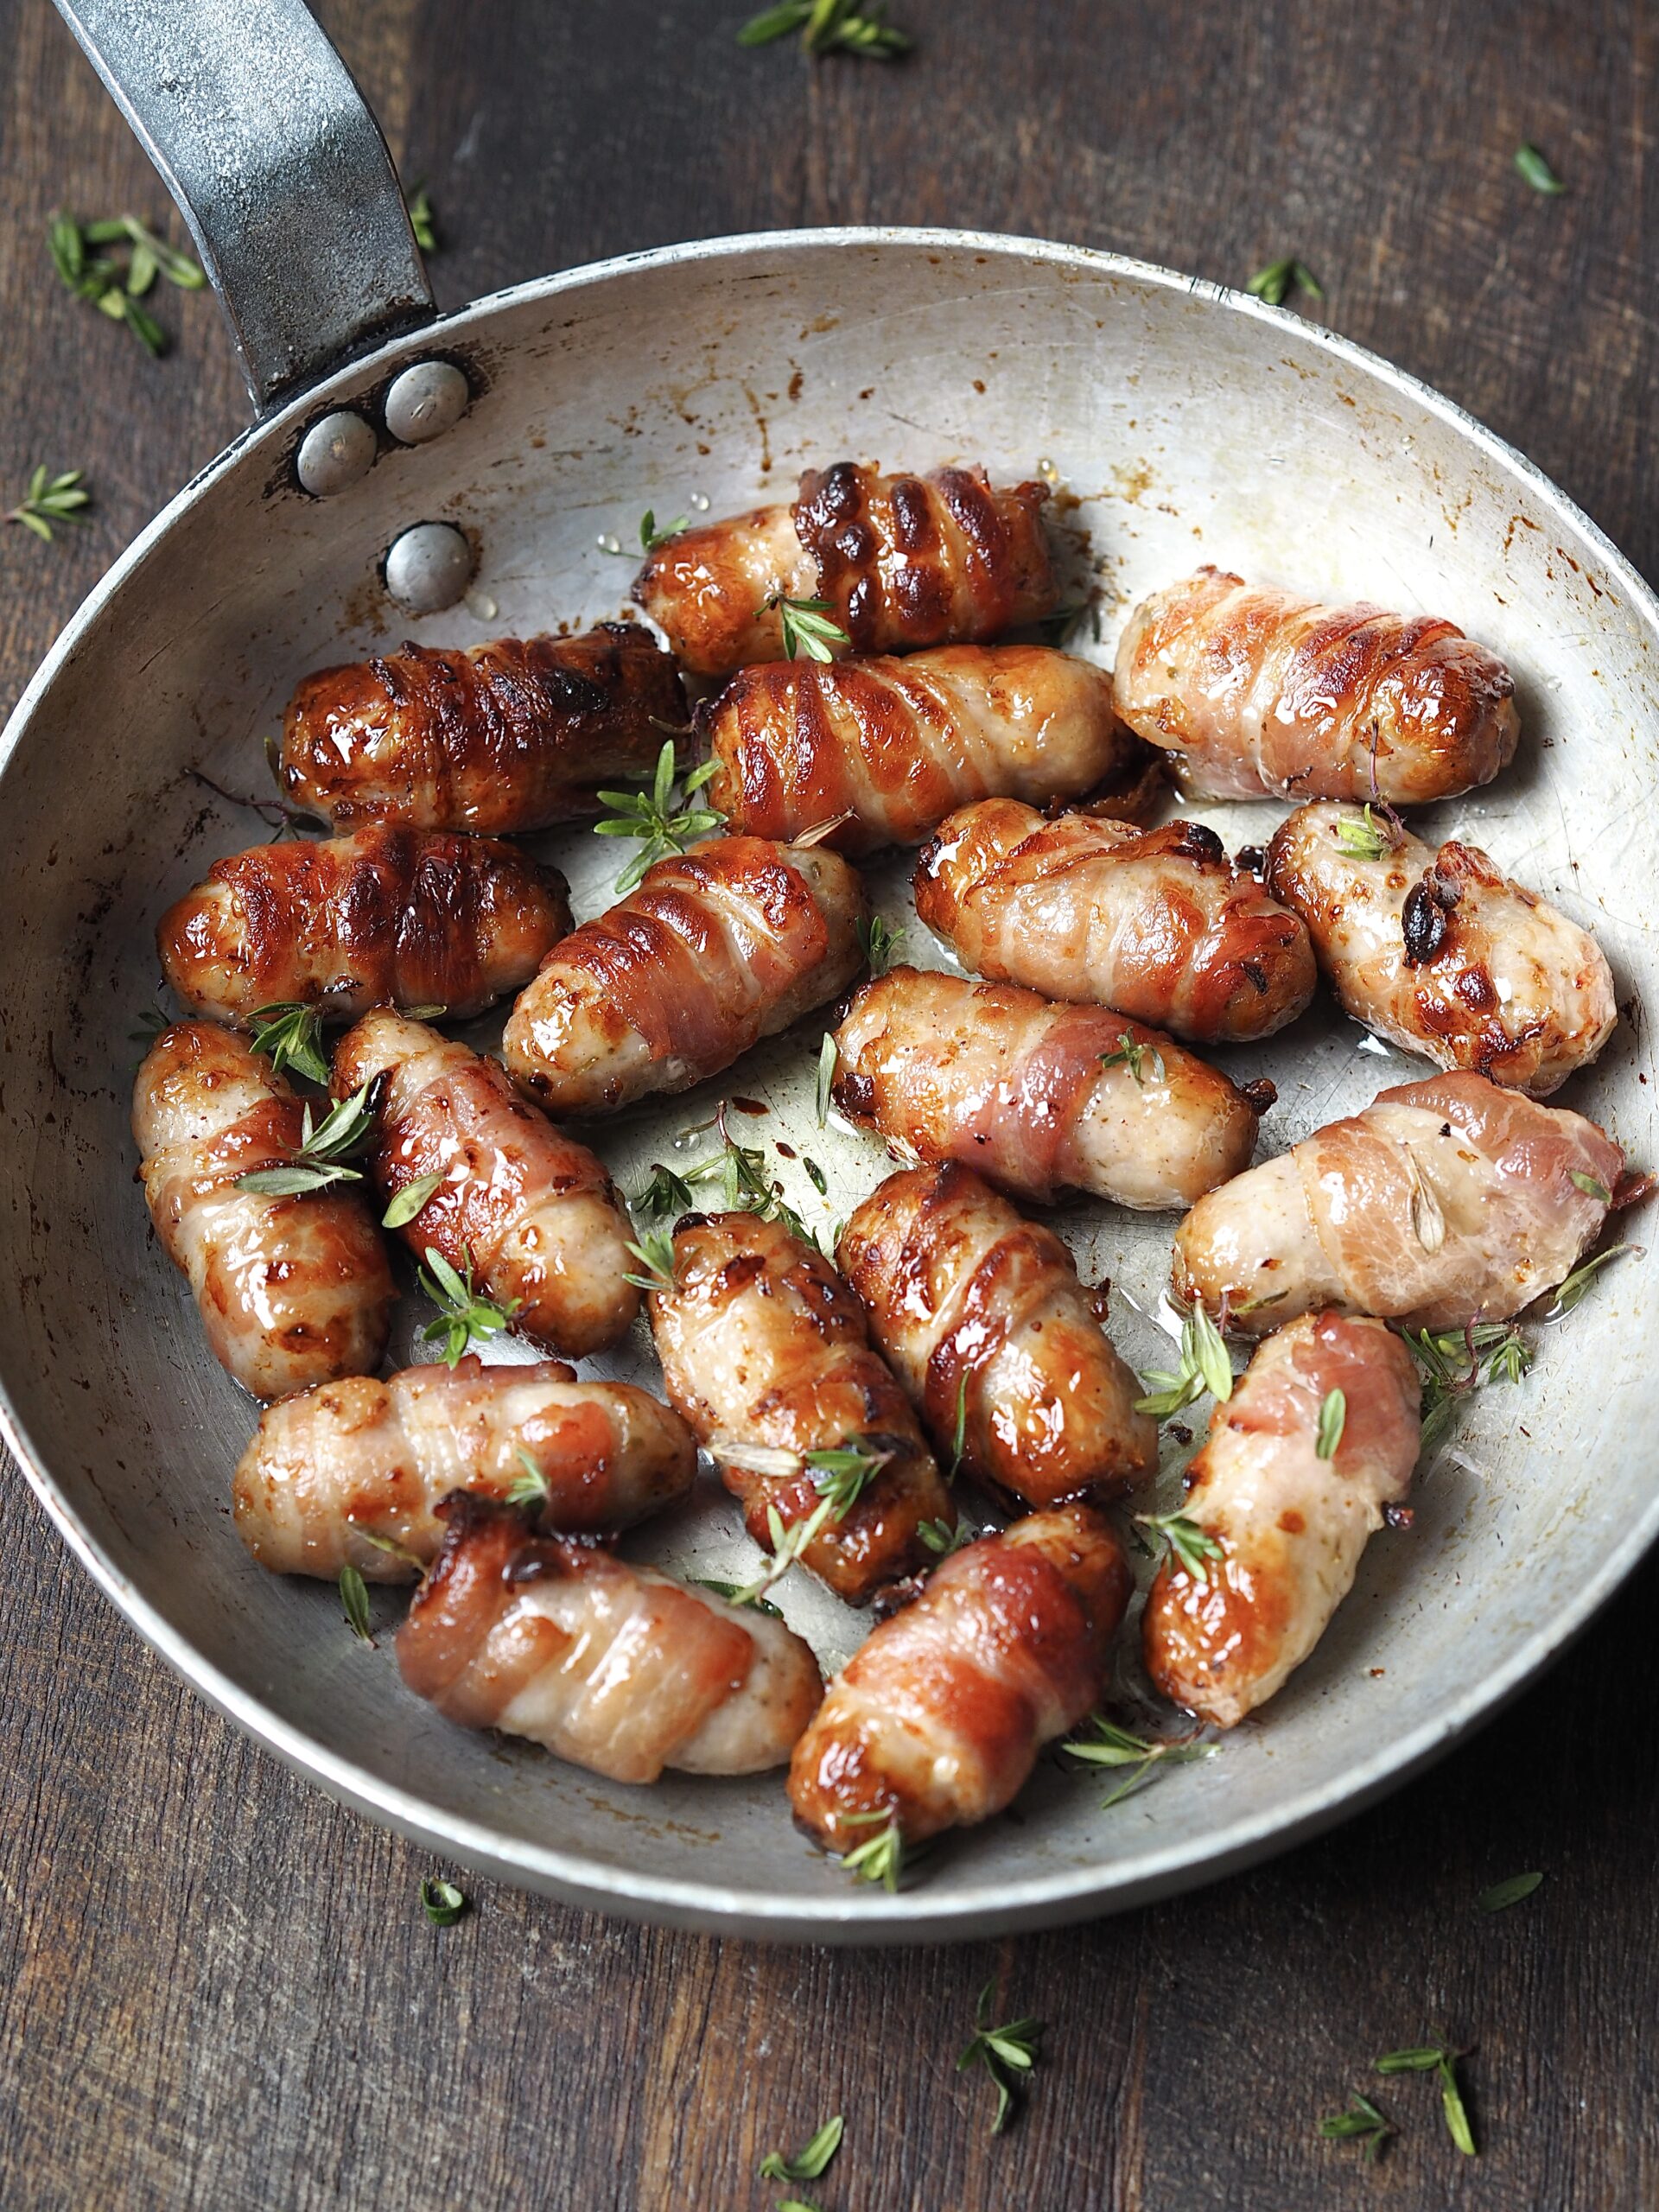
[3,3,1656,2205]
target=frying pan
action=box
[4,0,1654,1943]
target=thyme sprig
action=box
[1100,1031,1166,1086]
[839,1806,905,1890]
[594,738,724,893]
[624,1229,678,1293]
[1135,1303,1234,1418]
[957,1981,1044,2135]
[739,0,912,58]
[764,592,852,661]
[235,1078,378,1196]
[49,210,204,354]
[1247,257,1324,308]
[632,1109,818,1247]
[406,186,438,252]
[1319,2092,1395,2163]
[1332,804,1396,861]
[6,466,89,543]
[1409,1319,1534,1453]
[247,1000,330,1087]
[1065,1713,1215,1808]
[1135,1510,1224,1587]
[417,1247,522,1364]
[857,912,905,976]
[724,1434,898,1601]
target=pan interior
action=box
[3,234,1654,1936]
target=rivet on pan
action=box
[384,360,471,447]
[384,521,475,613]
[296,410,378,496]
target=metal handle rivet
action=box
[296,410,378,496]
[384,361,471,446]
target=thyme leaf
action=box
[1516,143,1566,194]
[383,1170,443,1229]
[1314,1387,1346,1461]
[339,1563,372,1643]
[758,2113,843,2183]
[1246,257,1324,307]
[420,1877,467,1926]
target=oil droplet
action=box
[1036,457,1060,486]
[464,588,498,621]
[690,492,711,512]
[595,532,621,554]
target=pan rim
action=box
[5,222,1656,1940]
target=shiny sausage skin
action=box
[332,1009,639,1358]
[1266,802,1616,1097]
[398,1495,823,1783]
[701,647,1153,856]
[1142,1313,1421,1727]
[633,462,1058,678]
[232,1354,696,1580]
[279,622,685,833]
[502,836,867,1116]
[648,1211,950,1605]
[157,825,572,1027]
[839,1164,1157,1508]
[1173,1070,1624,1334]
[916,799,1316,1042]
[133,1022,394,1400]
[830,966,1267,1209]
[787,1506,1132,1854]
[1114,568,1519,803]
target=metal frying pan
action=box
[4,0,1654,1943]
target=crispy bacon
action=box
[397,1495,823,1782]
[830,966,1266,1209]
[158,825,571,1027]
[279,622,684,832]
[787,1506,1132,1854]
[133,1022,394,1400]
[838,1163,1157,1509]
[232,1355,696,1580]
[1173,1070,1625,1332]
[632,462,1058,678]
[648,1211,950,1604]
[502,836,866,1116]
[1114,567,1519,802]
[1143,1313,1421,1726]
[1266,801,1616,1096]
[917,799,1316,1042]
[333,1009,639,1358]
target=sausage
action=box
[279,622,685,833]
[133,1022,394,1400]
[830,966,1268,1209]
[838,1164,1157,1508]
[332,1009,639,1358]
[633,462,1057,678]
[502,836,867,1116]
[787,1506,1132,1857]
[1113,567,1519,803]
[1265,802,1616,1097]
[232,1355,696,1580]
[648,1211,950,1604]
[397,1495,823,1782]
[1172,1069,1624,1333]
[1141,1313,1421,1726]
[700,647,1155,855]
[157,825,572,1027]
[916,799,1317,1042]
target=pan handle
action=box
[48,0,435,414]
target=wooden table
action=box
[3,2,1655,2204]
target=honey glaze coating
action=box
[502,836,867,1116]
[831,965,1269,1209]
[133,1021,394,1400]
[648,1210,950,1605]
[280,622,685,833]
[232,1355,697,1580]
[1266,801,1616,1096]
[701,646,1154,856]
[157,824,572,1027]
[632,461,1058,677]
[1173,1069,1624,1334]
[838,1163,1157,1509]
[916,798,1316,1042]
[1114,567,1519,803]
[397,1495,823,1783]
[1142,1313,1421,1727]
[332,1008,639,1358]
[787,1505,1133,1855]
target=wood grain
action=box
[3,0,1657,2204]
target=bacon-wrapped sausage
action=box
[157,825,572,1027]
[648,1211,950,1604]
[398,1495,823,1782]
[1114,568,1519,804]
[133,1022,394,1400]
[701,647,1156,856]
[1142,1313,1421,1726]
[838,1164,1156,1508]
[502,836,866,1116]
[788,1505,1132,1858]
[916,799,1316,1043]
[332,1009,638,1357]
[633,462,1058,678]
[232,1355,696,1580]
[830,967,1268,1210]
[1173,1070,1624,1334]
[1265,802,1616,1097]
[279,622,685,833]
